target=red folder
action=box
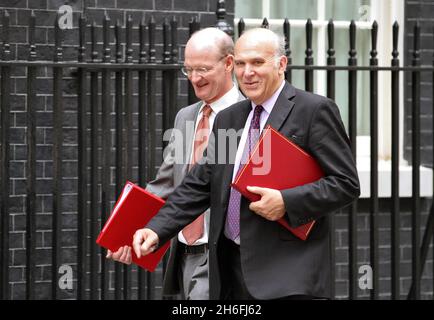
[96,181,170,272]
[231,125,324,240]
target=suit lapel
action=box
[264,81,296,131]
[220,100,252,209]
[232,100,252,140]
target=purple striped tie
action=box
[225,105,263,241]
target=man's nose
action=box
[190,71,203,82]
[243,64,255,76]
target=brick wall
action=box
[399,0,434,298]
[330,0,434,298]
[0,0,235,300]
[404,0,433,168]
[334,198,433,299]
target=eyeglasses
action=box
[181,66,213,77]
[181,55,227,77]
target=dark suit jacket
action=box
[147,82,360,299]
[145,101,202,296]
[146,91,245,296]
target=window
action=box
[235,0,398,138]
[234,0,433,198]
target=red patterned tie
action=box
[182,105,213,245]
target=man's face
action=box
[234,37,286,105]
[184,45,231,104]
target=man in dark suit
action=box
[106,27,244,299]
[132,28,360,300]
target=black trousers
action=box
[222,236,325,300]
[223,237,255,299]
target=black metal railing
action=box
[238,15,434,299]
[0,11,184,300]
[0,8,433,300]
[236,17,434,300]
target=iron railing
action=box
[0,9,433,300]
[0,11,184,300]
[238,17,433,300]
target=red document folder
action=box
[231,125,324,240]
[96,181,170,272]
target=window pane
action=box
[269,0,317,19]
[281,25,318,90]
[235,0,263,19]
[334,28,371,135]
[326,0,371,21]
[234,0,373,136]
[235,0,372,21]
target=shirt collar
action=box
[199,84,238,115]
[251,80,285,115]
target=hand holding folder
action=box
[96,181,169,272]
[231,125,324,240]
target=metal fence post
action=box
[391,21,401,300]
[25,10,37,301]
[410,21,421,300]
[348,19,358,300]
[52,12,64,300]
[369,20,379,300]
[305,19,313,92]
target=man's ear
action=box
[225,54,234,72]
[278,55,288,75]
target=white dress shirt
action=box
[227,80,285,244]
[178,84,241,246]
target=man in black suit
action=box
[133,28,360,300]
[106,28,244,299]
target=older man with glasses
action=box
[106,27,244,300]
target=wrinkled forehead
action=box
[234,42,276,60]
[235,35,277,57]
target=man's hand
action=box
[132,228,159,258]
[106,246,132,265]
[247,186,286,221]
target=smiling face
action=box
[184,39,234,104]
[234,29,287,105]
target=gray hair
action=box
[275,33,286,57]
[240,27,286,57]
